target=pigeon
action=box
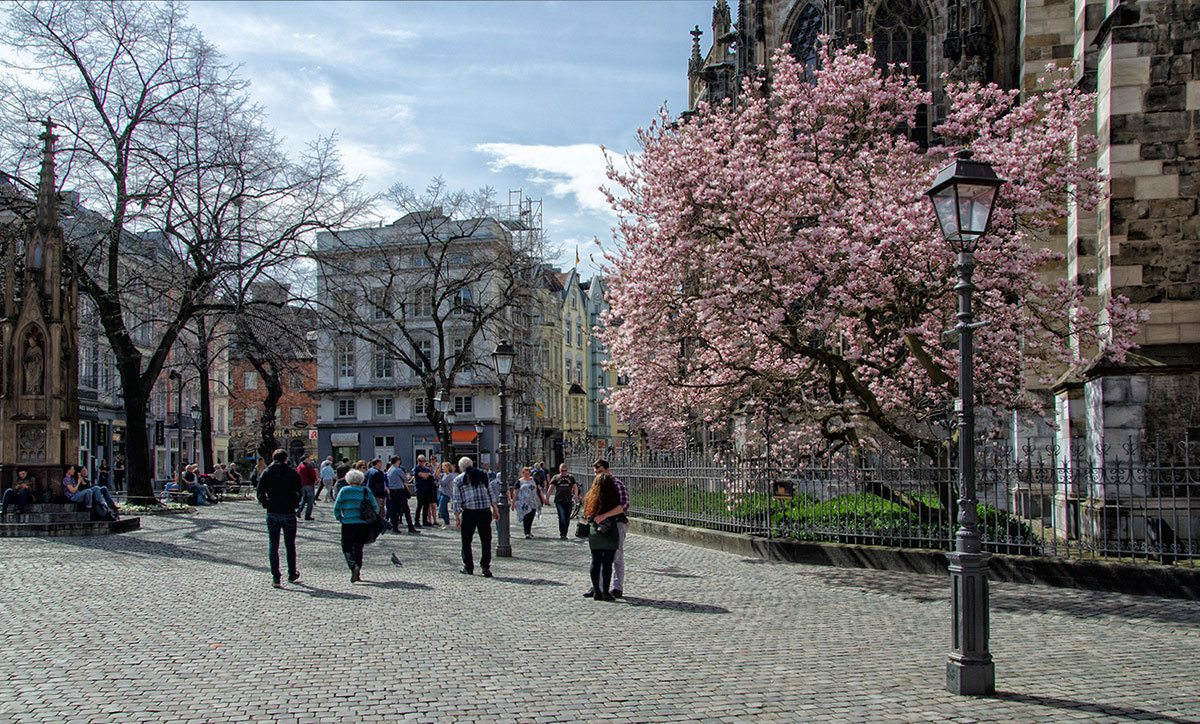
[390,553,403,566]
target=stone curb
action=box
[629,517,1200,600]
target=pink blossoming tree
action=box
[601,45,1140,470]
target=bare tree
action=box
[314,179,538,462]
[0,1,367,502]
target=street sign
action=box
[308,429,318,440]
[154,420,165,446]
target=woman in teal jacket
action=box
[334,468,378,582]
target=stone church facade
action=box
[686,0,1200,461]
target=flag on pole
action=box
[575,246,580,266]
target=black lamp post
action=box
[926,149,1005,696]
[434,389,450,457]
[491,339,516,557]
[168,370,183,477]
[190,404,200,466]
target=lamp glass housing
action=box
[491,339,516,378]
[925,151,1005,254]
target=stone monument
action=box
[0,119,79,498]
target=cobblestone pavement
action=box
[1,500,1198,723]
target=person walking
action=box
[590,459,630,598]
[316,456,335,501]
[452,456,499,577]
[385,455,416,533]
[296,455,318,520]
[334,468,379,583]
[256,449,303,588]
[332,457,351,500]
[436,461,457,528]
[510,467,543,539]
[547,463,579,540]
[364,459,390,531]
[583,471,626,602]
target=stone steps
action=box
[0,502,140,537]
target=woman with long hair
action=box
[583,472,626,601]
[510,466,543,539]
[437,461,457,529]
[334,468,378,582]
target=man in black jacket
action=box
[256,449,303,588]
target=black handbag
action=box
[574,519,590,538]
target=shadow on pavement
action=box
[621,596,730,614]
[989,691,1200,724]
[490,576,566,586]
[56,530,265,575]
[645,566,702,579]
[359,580,433,590]
[289,583,370,600]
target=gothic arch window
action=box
[787,4,824,77]
[871,0,930,144]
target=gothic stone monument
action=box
[0,120,80,498]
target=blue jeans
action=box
[297,486,315,518]
[266,512,298,582]
[69,487,113,514]
[437,493,451,525]
[2,488,31,513]
[556,501,572,538]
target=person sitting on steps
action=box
[1,467,35,516]
[62,464,118,520]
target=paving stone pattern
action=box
[0,500,1198,723]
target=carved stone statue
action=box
[22,335,43,396]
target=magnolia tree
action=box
[602,44,1140,467]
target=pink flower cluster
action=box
[601,45,1140,453]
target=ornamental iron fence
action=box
[565,434,1198,567]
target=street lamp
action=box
[168,369,183,478]
[491,338,516,557]
[434,389,451,456]
[190,404,200,466]
[925,149,1005,696]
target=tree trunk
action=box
[118,361,156,504]
[257,365,282,465]
[196,315,214,473]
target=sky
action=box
[186,0,715,275]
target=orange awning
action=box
[451,430,479,444]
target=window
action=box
[243,371,258,390]
[289,371,304,391]
[373,352,394,380]
[290,407,305,426]
[598,404,608,426]
[337,345,355,377]
[370,288,391,320]
[454,395,473,414]
[616,374,628,386]
[412,255,431,268]
[244,408,258,426]
[787,3,823,77]
[452,288,472,313]
[576,360,583,384]
[337,399,356,418]
[375,398,393,417]
[414,338,432,362]
[410,288,434,318]
[374,436,395,451]
[452,338,470,365]
[450,252,472,265]
[565,359,572,381]
[564,320,571,345]
[578,323,585,347]
[413,396,428,416]
[872,0,931,144]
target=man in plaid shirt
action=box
[452,456,500,577]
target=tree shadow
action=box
[57,531,264,574]
[645,567,702,579]
[621,596,730,614]
[988,691,1200,724]
[490,576,566,586]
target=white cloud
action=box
[474,142,620,216]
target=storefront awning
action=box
[451,430,479,445]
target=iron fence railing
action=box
[566,436,1199,567]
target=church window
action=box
[871,0,930,145]
[787,4,824,77]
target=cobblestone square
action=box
[1,501,1197,723]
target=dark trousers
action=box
[266,512,298,581]
[555,502,572,537]
[297,486,315,518]
[341,522,370,571]
[460,508,493,573]
[1,488,31,513]
[522,511,536,535]
[590,548,616,595]
[418,490,435,525]
[388,490,413,531]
